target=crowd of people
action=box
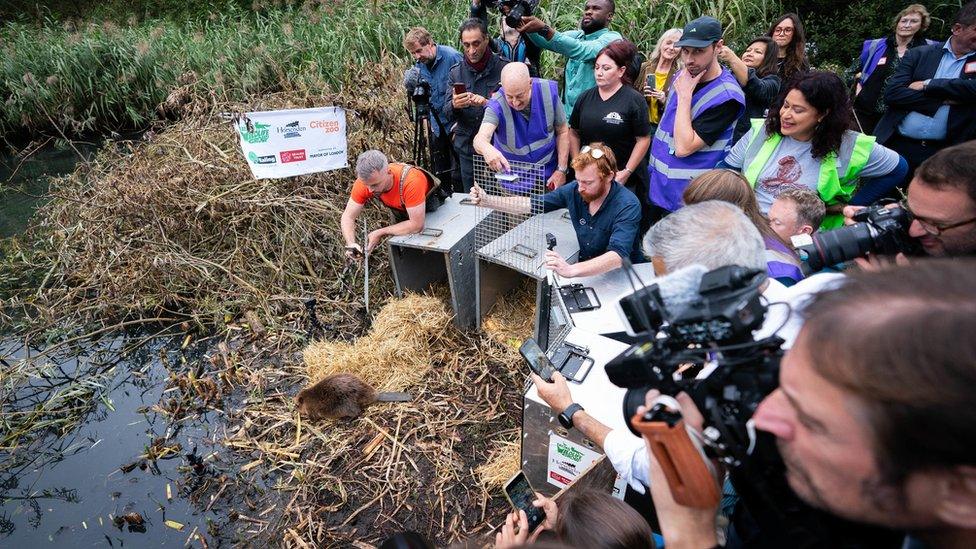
[344,2,976,548]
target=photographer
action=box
[513,0,622,118]
[446,18,509,192]
[644,260,976,549]
[469,0,541,76]
[472,62,570,190]
[845,140,976,268]
[403,27,462,192]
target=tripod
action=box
[409,97,457,192]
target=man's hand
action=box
[854,253,912,272]
[344,243,364,261]
[365,228,387,254]
[673,68,705,100]
[908,80,926,91]
[615,168,632,184]
[530,493,558,537]
[516,16,547,34]
[494,510,529,549]
[484,147,511,173]
[530,371,573,413]
[469,183,485,205]
[841,204,866,226]
[544,250,576,277]
[546,170,567,190]
[452,91,473,109]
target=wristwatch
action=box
[556,165,569,174]
[558,403,584,429]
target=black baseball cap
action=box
[675,16,723,48]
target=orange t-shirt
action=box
[350,163,429,211]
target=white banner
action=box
[235,107,348,179]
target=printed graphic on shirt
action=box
[602,112,624,125]
[758,155,806,197]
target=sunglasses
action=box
[579,145,607,159]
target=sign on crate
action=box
[236,107,348,179]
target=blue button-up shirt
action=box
[898,40,969,140]
[415,44,462,137]
[531,181,644,263]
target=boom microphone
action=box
[402,67,421,95]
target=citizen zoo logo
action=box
[310,119,341,133]
[277,120,307,138]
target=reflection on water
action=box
[0,142,98,238]
[0,336,231,546]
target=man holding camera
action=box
[644,260,976,549]
[513,0,622,118]
[340,150,436,258]
[446,18,509,192]
[403,27,462,192]
[472,62,570,190]
[469,0,541,76]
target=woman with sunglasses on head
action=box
[849,4,937,135]
[766,13,810,83]
[636,28,682,133]
[569,39,653,233]
[718,36,781,143]
[721,71,908,229]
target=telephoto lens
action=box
[793,202,915,272]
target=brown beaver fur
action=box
[295,373,411,420]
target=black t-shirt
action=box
[570,85,652,194]
[689,76,742,145]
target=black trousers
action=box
[431,131,460,194]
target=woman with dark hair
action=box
[722,71,908,229]
[766,13,810,83]
[850,4,937,134]
[719,36,781,142]
[570,39,652,228]
[684,169,804,286]
[495,490,657,549]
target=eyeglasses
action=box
[772,27,794,35]
[580,145,606,159]
[901,200,976,235]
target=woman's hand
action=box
[494,509,530,549]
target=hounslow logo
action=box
[278,120,308,138]
[239,122,271,144]
[248,152,277,164]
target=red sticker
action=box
[279,149,307,163]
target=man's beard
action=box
[580,19,605,34]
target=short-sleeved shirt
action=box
[350,163,429,211]
[530,180,643,264]
[724,128,901,212]
[570,85,652,196]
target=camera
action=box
[484,0,538,29]
[606,265,782,465]
[402,68,432,119]
[792,200,919,272]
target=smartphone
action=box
[453,83,467,95]
[503,471,546,533]
[495,172,519,183]
[645,74,655,89]
[519,338,556,382]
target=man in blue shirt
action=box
[404,27,463,192]
[876,1,976,181]
[468,142,642,277]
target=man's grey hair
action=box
[643,200,766,272]
[355,150,389,181]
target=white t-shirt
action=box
[603,272,846,493]
[724,129,901,212]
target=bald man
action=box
[473,62,570,192]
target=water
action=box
[0,337,234,547]
[0,141,99,238]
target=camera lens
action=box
[622,388,650,437]
[797,223,876,272]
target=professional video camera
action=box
[606,265,782,467]
[402,67,432,121]
[792,200,919,272]
[483,0,538,29]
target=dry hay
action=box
[2,54,411,330]
[476,437,521,489]
[480,277,537,353]
[303,293,453,391]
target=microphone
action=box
[616,263,709,337]
[402,67,421,95]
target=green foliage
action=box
[0,0,783,138]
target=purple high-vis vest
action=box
[858,37,939,84]
[648,69,744,212]
[487,78,560,193]
[764,235,804,285]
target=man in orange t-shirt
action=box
[340,150,433,258]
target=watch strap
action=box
[559,403,584,429]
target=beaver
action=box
[295,373,412,420]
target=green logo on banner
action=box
[556,442,583,462]
[239,122,270,144]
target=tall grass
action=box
[0,0,780,138]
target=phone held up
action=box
[453,83,467,95]
[503,471,546,533]
[519,338,556,382]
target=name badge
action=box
[877,57,887,66]
[966,61,976,74]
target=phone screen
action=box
[645,74,655,88]
[519,338,556,382]
[453,83,467,94]
[504,472,545,532]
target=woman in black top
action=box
[569,39,652,217]
[767,13,810,83]
[720,36,781,143]
[850,4,933,135]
